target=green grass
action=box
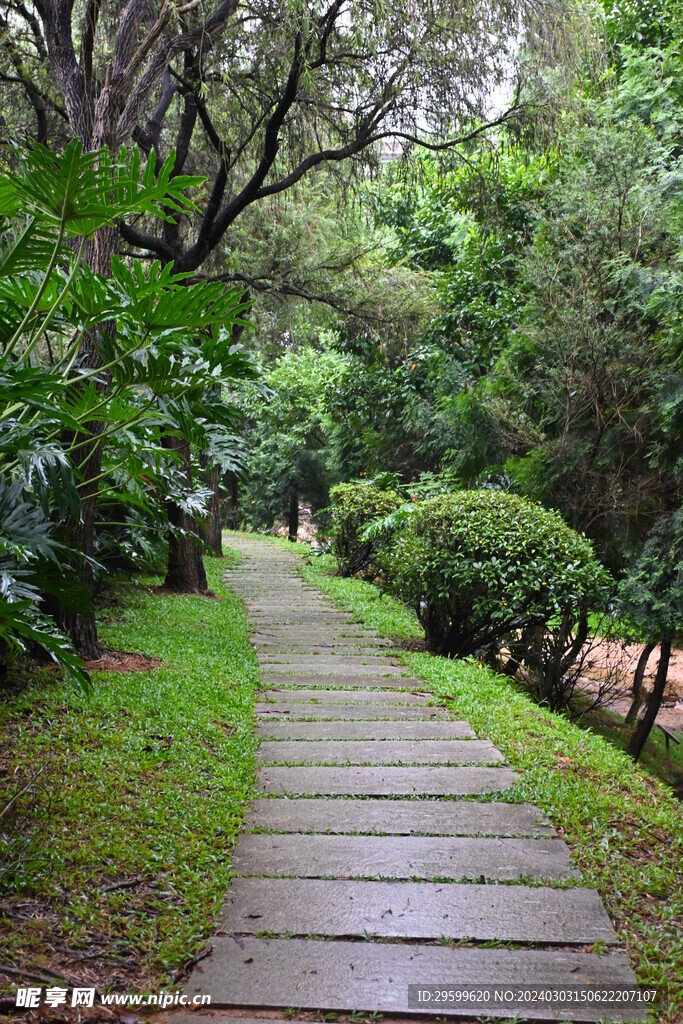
[301,555,421,640]
[297,548,683,1024]
[0,557,259,992]
[582,705,683,791]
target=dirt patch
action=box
[273,504,318,544]
[391,636,428,652]
[84,651,162,673]
[581,640,683,734]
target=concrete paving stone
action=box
[240,594,320,599]
[257,720,475,740]
[257,653,402,665]
[236,578,317,582]
[185,937,642,1020]
[260,666,407,677]
[256,739,503,766]
[246,594,336,599]
[249,614,356,623]
[259,765,519,796]
[254,637,395,645]
[260,688,430,703]
[257,649,396,656]
[246,602,342,610]
[167,1017,306,1024]
[247,604,349,608]
[258,659,404,669]
[260,675,422,690]
[252,629,383,641]
[253,645,393,656]
[246,797,555,836]
[259,663,407,676]
[220,878,616,944]
[252,630,382,639]
[255,704,447,721]
[230,833,577,882]
[241,588,328,593]
[246,597,333,603]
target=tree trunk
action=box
[288,488,299,543]
[55,226,120,656]
[627,636,672,761]
[625,642,657,725]
[163,435,208,593]
[51,446,102,655]
[224,471,239,529]
[202,456,223,557]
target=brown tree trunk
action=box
[52,438,103,659]
[206,464,223,557]
[288,488,299,543]
[627,636,672,761]
[201,455,223,557]
[55,226,120,656]
[163,435,208,592]
[224,471,239,529]
[625,642,657,725]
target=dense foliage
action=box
[0,144,253,677]
[378,490,610,675]
[328,482,402,577]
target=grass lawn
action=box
[0,556,258,997]
[297,548,683,1024]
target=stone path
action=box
[181,538,644,1022]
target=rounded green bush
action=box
[329,482,402,577]
[385,489,610,657]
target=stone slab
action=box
[257,720,475,739]
[259,766,518,796]
[247,602,338,609]
[254,634,388,643]
[186,938,642,1020]
[261,675,422,690]
[253,628,383,639]
[258,655,403,667]
[231,833,577,881]
[260,665,406,678]
[255,637,388,647]
[260,664,406,678]
[255,704,446,721]
[254,636,391,646]
[248,598,339,606]
[249,614,355,623]
[220,878,616,944]
[254,645,393,656]
[168,1017,305,1024]
[261,688,429,703]
[257,739,503,765]
[246,797,555,836]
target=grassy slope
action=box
[0,557,258,992]
[298,549,683,1024]
[583,705,683,791]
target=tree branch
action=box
[185,269,401,324]
[80,0,102,93]
[0,15,49,140]
[175,24,308,269]
[114,0,240,147]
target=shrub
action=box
[329,482,401,576]
[384,490,611,670]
